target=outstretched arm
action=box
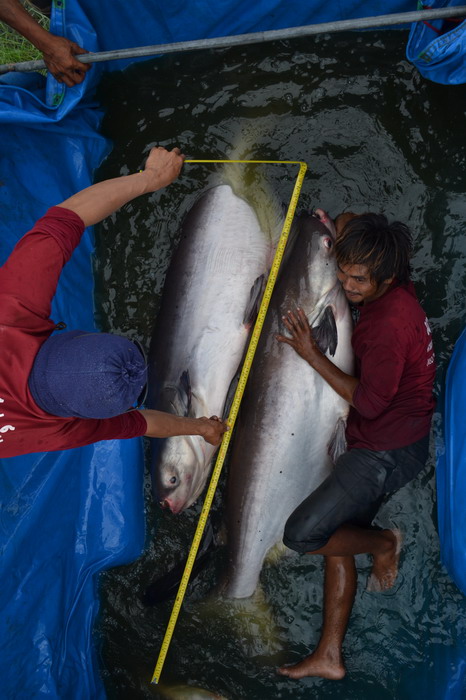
[138,410,229,446]
[276,308,358,405]
[56,146,185,227]
[0,0,89,86]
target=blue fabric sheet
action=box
[2,0,463,698]
[437,328,466,595]
[406,0,466,85]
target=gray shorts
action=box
[283,433,430,554]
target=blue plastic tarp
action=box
[0,94,146,699]
[4,1,461,698]
[406,0,466,85]
[437,328,466,595]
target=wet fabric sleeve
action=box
[0,207,85,321]
[352,318,407,419]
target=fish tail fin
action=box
[221,123,288,250]
[195,585,285,657]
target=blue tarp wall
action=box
[437,328,466,596]
[1,1,463,697]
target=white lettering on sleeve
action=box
[0,397,16,444]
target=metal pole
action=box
[0,6,465,74]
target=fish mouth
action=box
[159,497,184,515]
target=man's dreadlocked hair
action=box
[335,213,413,285]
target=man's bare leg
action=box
[307,524,401,590]
[277,525,401,680]
[278,555,355,680]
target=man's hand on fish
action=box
[198,415,230,446]
[276,308,322,365]
[142,146,186,191]
[276,308,359,405]
[139,409,228,445]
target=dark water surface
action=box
[93,30,466,700]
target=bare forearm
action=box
[55,146,184,227]
[138,409,228,446]
[56,172,151,227]
[0,0,51,51]
[138,409,204,439]
[308,352,358,405]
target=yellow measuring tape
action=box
[151,158,307,684]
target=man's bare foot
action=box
[367,529,402,592]
[277,651,346,680]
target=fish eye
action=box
[323,237,333,249]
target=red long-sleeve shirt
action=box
[346,281,436,451]
[0,206,147,458]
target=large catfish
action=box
[149,176,285,513]
[222,213,354,598]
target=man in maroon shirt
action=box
[275,213,435,681]
[0,145,228,458]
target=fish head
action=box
[299,213,338,290]
[153,434,215,513]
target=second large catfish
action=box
[223,213,354,599]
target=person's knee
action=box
[283,510,329,553]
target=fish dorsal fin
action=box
[243,274,266,326]
[311,306,338,357]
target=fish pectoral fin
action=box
[312,305,338,356]
[222,368,240,421]
[179,369,195,417]
[327,416,347,464]
[162,372,193,417]
[243,274,266,326]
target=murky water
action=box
[93,30,466,700]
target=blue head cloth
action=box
[28,330,148,419]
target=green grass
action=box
[0,2,50,66]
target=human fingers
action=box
[284,309,305,331]
[275,333,294,346]
[143,146,185,190]
[210,416,229,431]
[57,69,82,87]
[44,37,90,86]
[296,307,311,328]
[146,146,185,170]
[148,145,185,158]
[51,66,85,87]
[72,44,91,61]
[204,417,229,445]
